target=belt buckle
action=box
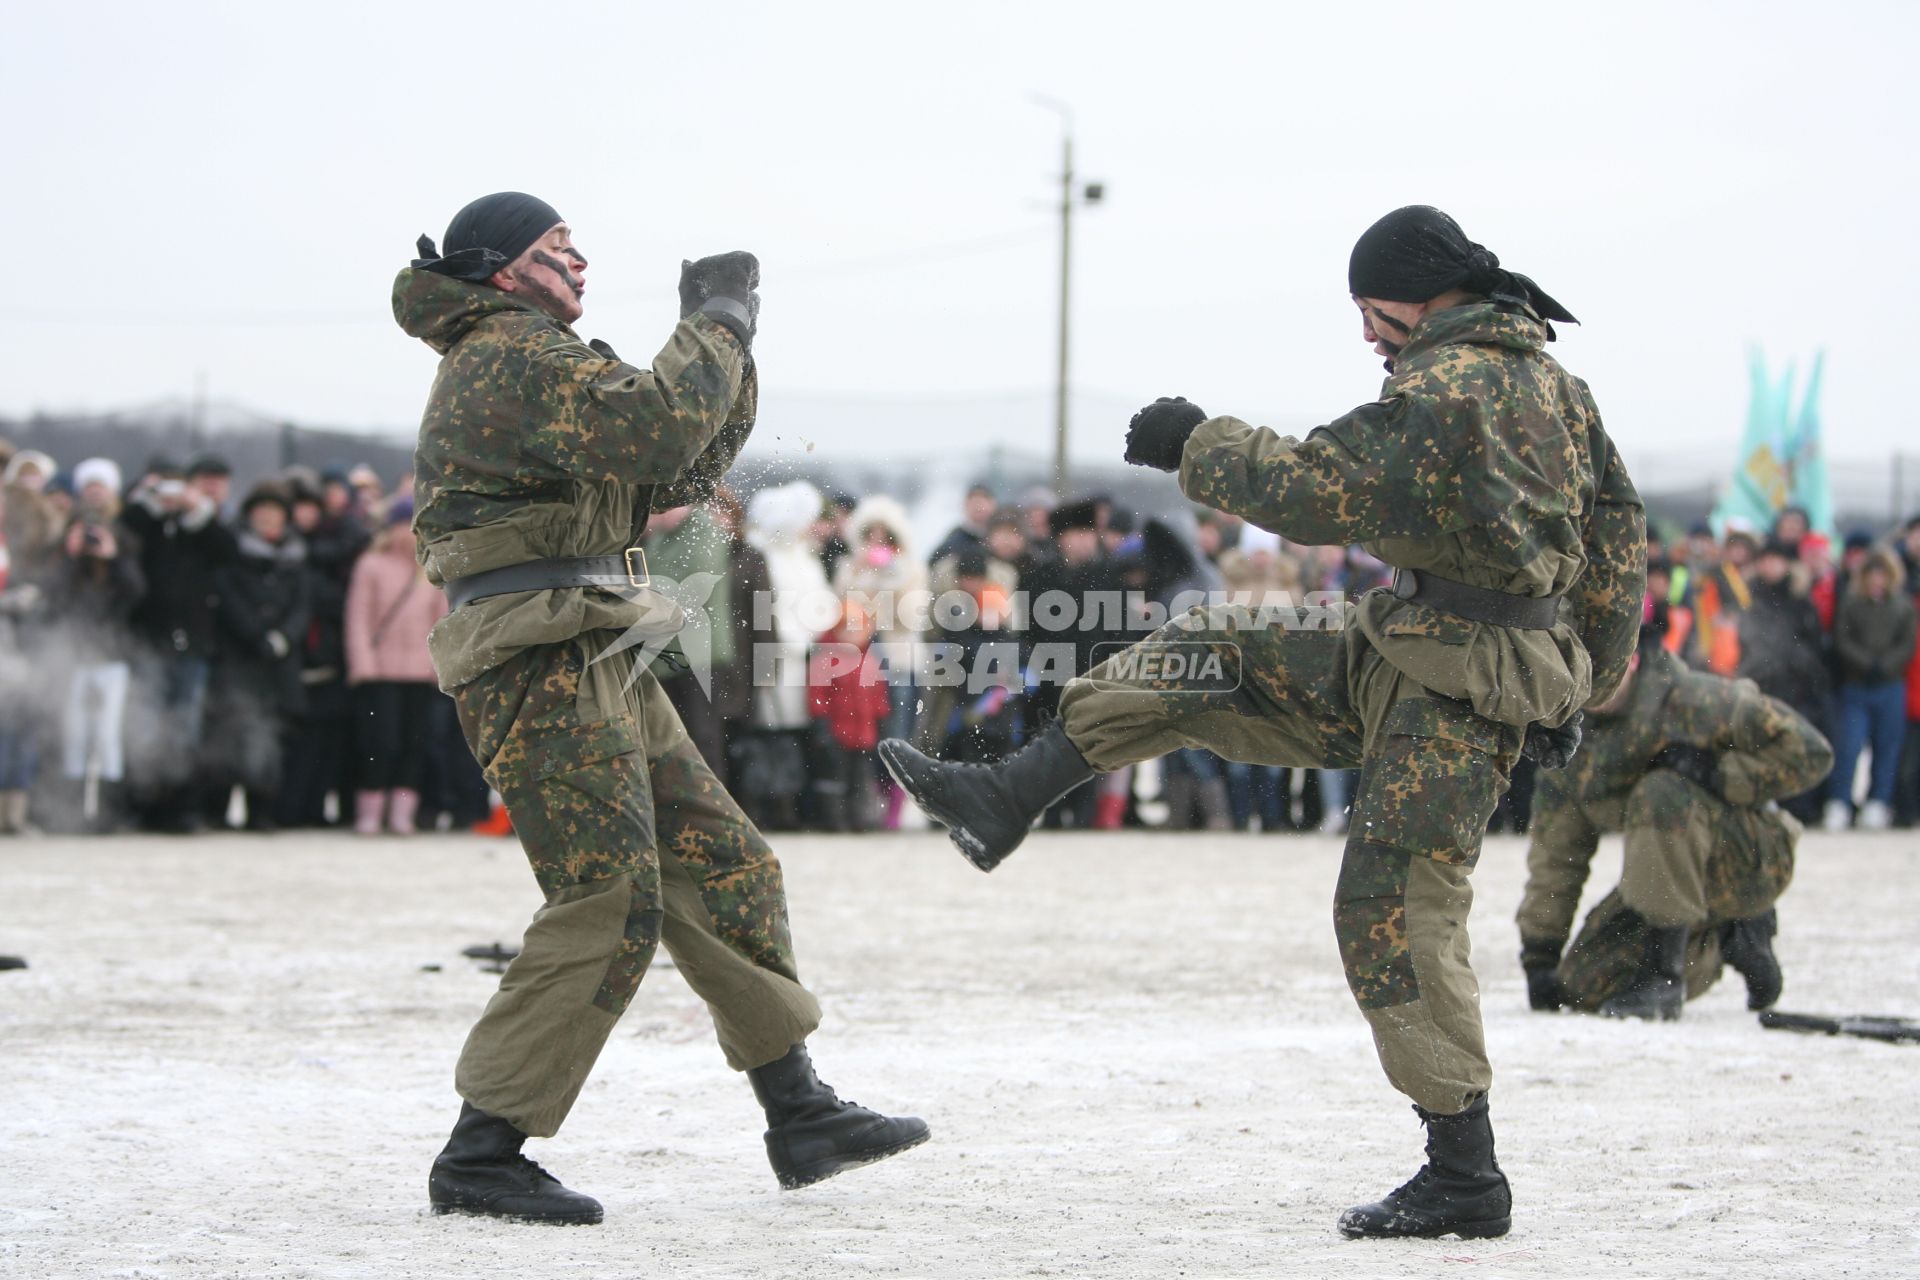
[1391,568,1418,600]
[623,546,650,588]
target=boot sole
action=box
[876,741,1001,871]
[1338,1215,1510,1241]
[430,1202,604,1226]
[775,1126,932,1190]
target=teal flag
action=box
[1789,351,1832,535]
[1712,348,1832,537]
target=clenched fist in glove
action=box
[1521,711,1583,771]
[1123,397,1208,471]
[679,251,760,349]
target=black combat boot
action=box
[428,1102,603,1224]
[877,721,1094,871]
[1600,922,1689,1021]
[747,1044,930,1189]
[1339,1093,1512,1240]
[1720,909,1783,1010]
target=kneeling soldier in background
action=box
[1518,602,1833,1020]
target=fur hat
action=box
[241,481,293,517]
[73,457,123,496]
[1047,498,1101,536]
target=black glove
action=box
[1519,939,1564,1012]
[1652,742,1720,794]
[678,251,760,349]
[1123,397,1208,471]
[1521,711,1583,770]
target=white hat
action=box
[2,450,55,485]
[747,480,824,542]
[74,457,123,495]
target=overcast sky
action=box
[6,1,1915,480]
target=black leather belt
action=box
[1390,568,1561,631]
[444,549,650,610]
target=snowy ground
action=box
[2,825,1916,1280]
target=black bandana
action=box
[412,191,563,282]
[1348,205,1577,329]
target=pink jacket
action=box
[344,549,446,684]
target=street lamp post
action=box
[1034,97,1103,498]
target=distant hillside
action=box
[0,399,415,492]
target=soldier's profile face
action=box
[1354,296,1422,367]
[495,224,589,324]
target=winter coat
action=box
[214,529,312,715]
[345,547,446,684]
[712,538,773,724]
[749,482,829,731]
[1020,553,1132,679]
[47,518,146,664]
[1,485,63,584]
[832,496,929,651]
[1736,577,1831,729]
[808,631,890,750]
[123,491,238,659]
[300,512,371,689]
[1833,585,1916,686]
[1180,300,1644,730]
[928,523,986,568]
[395,266,752,693]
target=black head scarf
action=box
[1347,205,1577,328]
[412,192,564,282]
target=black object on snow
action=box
[1759,1011,1920,1044]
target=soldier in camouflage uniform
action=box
[395,192,926,1225]
[882,206,1645,1241]
[1518,626,1832,1021]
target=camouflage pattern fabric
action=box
[1063,609,1521,1114]
[1060,603,1363,773]
[397,265,818,1138]
[1178,299,1646,730]
[1334,842,1417,1009]
[1554,792,1802,1012]
[450,638,819,1136]
[1058,297,1635,1114]
[394,266,757,691]
[1517,648,1832,954]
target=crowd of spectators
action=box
[657,486,1920,838]
[0,441,486,836]
[649,480,1395,837]
[3,435,1915,841]
[1650,507,1919,830]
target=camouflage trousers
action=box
[449,634,821,1138]
[1557,773,1799,1012]
[1057,604,1522,1115]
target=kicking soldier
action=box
[1518,609,1833,1020]
[396,192,926,1224]
[882,206,1644,1240]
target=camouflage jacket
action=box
[393,268,755,689]
[1516,647,1834,950]
[1180,301,1645,729]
